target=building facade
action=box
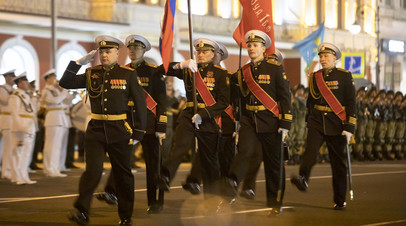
[0,0,404,93]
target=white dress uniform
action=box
[0,82,14,179]
[9,87,38,184]
[41,84,71,177]
[59,92,74,171]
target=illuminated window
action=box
[344,0,357,31]
[0,37,38,84]
[232,0,240,18]
[217,0,231,18]
[324,0,338,28]
[301,0,317,27]
[363,0,376,36]
[56,42,89,79]
[150,0,158,4]
[178,0,208,15]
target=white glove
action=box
[132,139,139,145]
[278,128,289,142]
[155,132,166,145]
[342,130,352,144]
[173,59,197,73]
[76,50,97,65]
[191,114,202,129]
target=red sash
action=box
[144,90,157,115]
[125,63,157,115]
[242,64,279,117]
[224,105,234,121]
[314,70,346,121]
[193,71,221,127]
[194,71,216,106]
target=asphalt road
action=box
[1,160,405,226]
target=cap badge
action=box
[199,41,204,48]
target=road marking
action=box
[0,170,405,204]
[360,219,406,226]
[181,206,294,220]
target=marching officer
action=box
[291,42,356,210]
[60,35,147,226]
[158,38,230,196]
[8,73,38,184]
[364,87,377,160]
[125,34,167,213]
[227,31,292,215]
[238,48,287,200]
[354,87,368,161]
[181,41,235,195]
[0,69,16,180]
[41,69,72,177]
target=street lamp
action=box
[349,3,380,89]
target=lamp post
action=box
[349,3,380,89]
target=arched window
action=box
[177,0,208,15]
[0,36,39,85]
[56,42,89,79]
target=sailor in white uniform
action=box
[41,69,72,177]
[0,69,16,180]
[8,73,38,184]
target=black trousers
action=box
[186,133,235,184]
[195,131,221,194]
[229,117,285,208]
[74,125,134,221]
[241,142,262,191]
[141,134,164,206]
[299,127,347,205]
[162,119,195,180]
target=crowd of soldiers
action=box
[285,85,406,165]
[1,30,404,225]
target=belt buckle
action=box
[103,115,108,120]
[254,106,258,113]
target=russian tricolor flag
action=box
[159,0,177,73]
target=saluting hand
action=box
[76,50,97,65]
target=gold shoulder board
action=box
[146,63,158,68]
[90,65,103,70]
[267,59,281,66]
[213,65,226,71]
[120,65,135,71]
[337,68,350,73]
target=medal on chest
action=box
[110,79,127,90]
[204,71,215,91]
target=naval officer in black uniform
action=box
[60,35,147,226]
[158,38,230,195]
[125,34,167,213]
[291,42,356,210]
[227,30,292,215]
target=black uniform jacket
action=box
[167,62,230,133]
[60,61,147,142]
[232,58,292,133]
[307,67,356,136]
[221,71,236,135]
[128,60,167,134]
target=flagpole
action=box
[187,0,197,114]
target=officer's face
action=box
[5,75,15,85]
[319,53,336,69]
[45,75,57,86]
[18,80,29,91]
[127,45,145,61]
[196,50,214,64]
[247,42,265,62]
[99,48,119,66]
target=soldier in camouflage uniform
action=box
[353,87,368,161]
[373,90,387,160]
[393,92,404,160]
[288,85,306,165]
[402,94,406,157]
[364,87,377,160]
[383,91,395,160]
